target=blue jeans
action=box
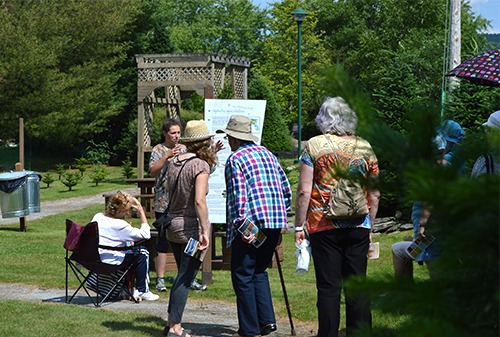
[167,241,202,323]
[231,229,280,336]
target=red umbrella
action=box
[445,49,500,87]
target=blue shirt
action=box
[224,143,292,246]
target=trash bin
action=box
[26,171,42,213]
[0,171,29,218]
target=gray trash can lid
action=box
[25,171,42,180]
[0,171,28,193]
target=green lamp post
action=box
[291,8,308,162]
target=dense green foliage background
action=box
[0,3,498,334]
[1,0,498,156]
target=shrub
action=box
[121,156,134,179]
[75,156,88,176]
[55,164,66,180]
[41,171,55,188]
[443,80,500,132]
[86,140,111,165]
[61,167,81,191]
[88,165,109,187]
[181,92,204,113]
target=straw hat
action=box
[180,120,215,142]
[216,115,259,142]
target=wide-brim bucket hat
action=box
[180,120,215,142]
[216,115,259,142]
[440,120,465,143]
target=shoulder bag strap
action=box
[485,153,494,175]
[156,146,173,188]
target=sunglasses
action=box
[117,190,131,204]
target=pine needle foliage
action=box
[41,171,55,188]
[88,165,109,187]
[320,65,499,337]
[61,167,82,191]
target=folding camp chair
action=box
[64,219,140,307]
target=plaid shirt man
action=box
[225,142,292,246]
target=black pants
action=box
[309,228,371,337]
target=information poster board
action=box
[204,99,266,224]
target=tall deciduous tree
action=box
[254,0,330,132]
[0,0,143,149]
[150,0,267,58]
[313,0,494,134]
[248,72,292,152]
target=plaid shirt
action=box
[225,143,292,246]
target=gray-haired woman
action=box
[294,97,380,337]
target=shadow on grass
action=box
[106,177,129,184]
[0,226,21,232]
[102,318,164,335]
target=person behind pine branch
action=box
[392,120,465,280]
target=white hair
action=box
[315,97,358,135]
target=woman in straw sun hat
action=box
[162,120,222,337]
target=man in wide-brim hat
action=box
[216,115,292,337]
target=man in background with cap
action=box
[471,110,500,179]
[217,115,292,337]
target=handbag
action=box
[316,136,369,219]
[153,156,195,237]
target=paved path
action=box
[0,190,318,336]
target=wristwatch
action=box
[294,226,304,232]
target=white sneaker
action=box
[136,290,159,301]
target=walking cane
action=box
[274,247,296,335]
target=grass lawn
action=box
[0,163,429,335]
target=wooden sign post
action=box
[17,118,27,232]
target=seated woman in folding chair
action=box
[92,191,159,301]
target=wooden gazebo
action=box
[135,53,251,177]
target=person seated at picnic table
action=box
[92,191,159,301]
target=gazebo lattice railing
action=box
[135,53,251,178]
